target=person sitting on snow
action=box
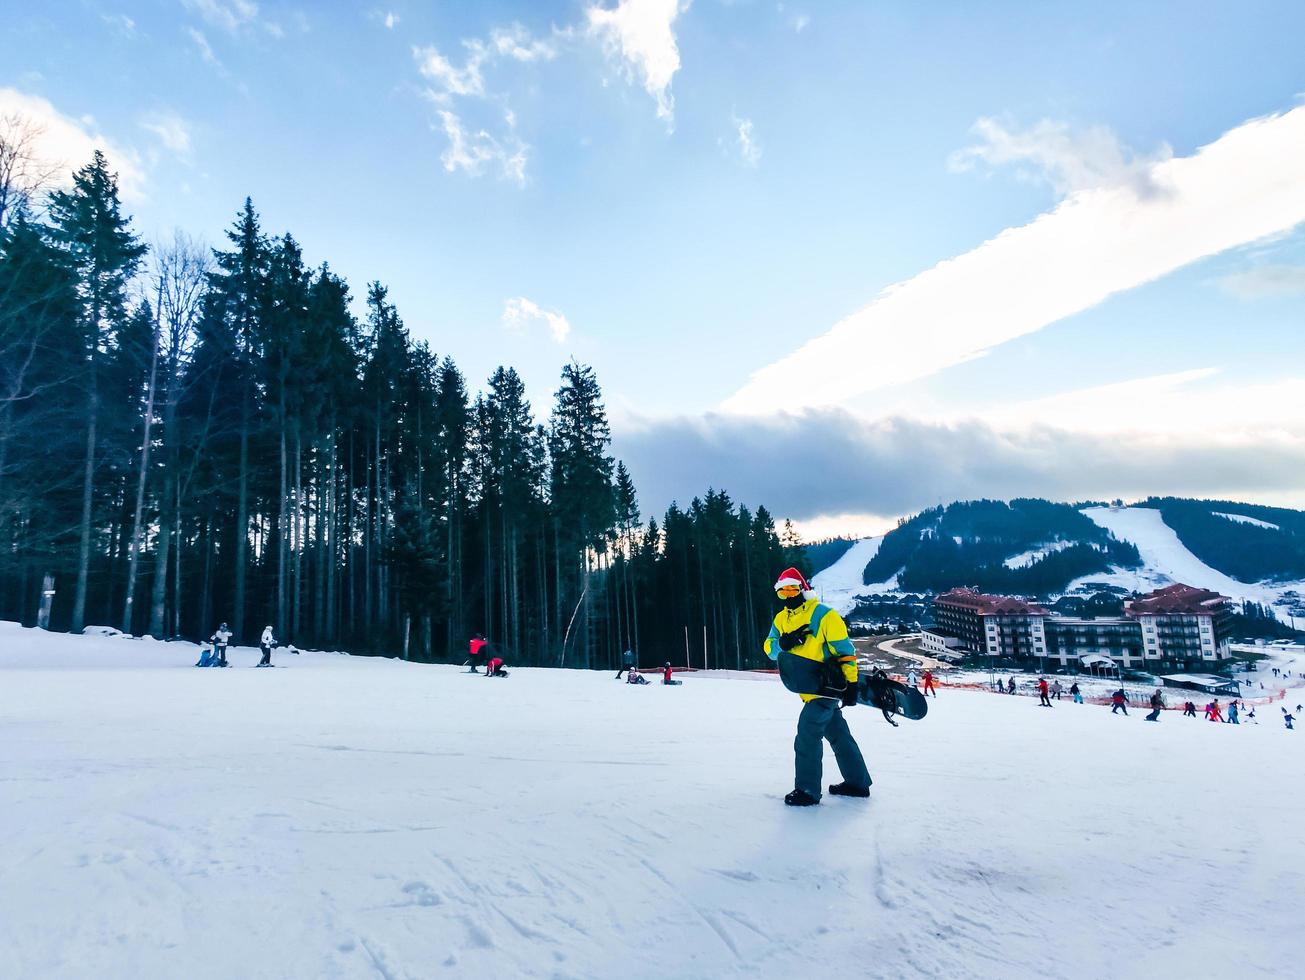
[485,655,508,677]
[626,669,649,686]
[662,662,682,686]
[617,648,636,680]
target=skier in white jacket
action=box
[259,625,277,667]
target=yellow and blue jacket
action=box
[763,599,858,702]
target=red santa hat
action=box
[773,567,816,599]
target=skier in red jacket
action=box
[485,655,508,677]
[922,669,937,697]
[662,662,681,686]
[468,634,488,673]
[1037,677,1052,707]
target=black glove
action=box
[777,625,810,651]
[841,685,858,708]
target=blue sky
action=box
[4,1,1305,534]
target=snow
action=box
[1002,540,1073,569]
[810,535,887,613]
[1076,506,1305,624]
[1214,511,1280,531]
[3,623,1304,979]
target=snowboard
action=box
[857,674,928,723]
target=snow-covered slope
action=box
[1215,511,1280,530]
[2,623,1303,979]
[1077,506,1305,622]
[811,535,886,613]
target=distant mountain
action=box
[807,497,1305,626]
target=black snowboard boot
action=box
[828,781,871,798]
[784,789,819,807]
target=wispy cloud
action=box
[0,88,146,202]
[187,27,224,70]
[101,13,137,37]
[949,116,1172,198]
[139,111,193,158]
[587,0,689,126]
[182,0,259,34]
[731,114,761,166]
[725,106,1305,414]
[1219,263,1305,299]
[502,297,572,344]
[383,11,399,30]
[436,109,527,186]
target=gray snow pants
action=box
[794,698,870,800]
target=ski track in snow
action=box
[1077,506,1305,622]
[1,623,1303,978]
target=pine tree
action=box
[46,151,147,632]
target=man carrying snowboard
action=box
[763,567,870,807]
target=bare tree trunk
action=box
[233,392,249,642]
[70,354,97,633]
[122,311,162,634]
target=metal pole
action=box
[703,625,708,671]
[683,625,689,667]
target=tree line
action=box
[0,143,805,669]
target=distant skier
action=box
[1144,689,1165,722]
[1007,676,1016,695]
[1283,708,1295,730]
[616,648,635,680]
[1205,701,1223,722]
[209,622,232,667]
[485,655,508,677]
[468,634,488,673]
[662,662,682,686]
[1110,689,1128,715]
[1050,679,1063,701]
[906,668,918,688]
[626,669,649,686]
[764,567,869,807]
[1246,705,1257,723]
[1037,677,1052,707]
[922,669,937,697]
[1070,682,1083,704]
[259,624,277,666]
[1182,701,1197,717]
[1227,701,1240,725]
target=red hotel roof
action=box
[935,588,1048,617]
[1125,583,1230,617]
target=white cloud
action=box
[490,23,558,62]
[101,13,137,36]
[414,44,487,99]
[1219,264,1305,299]
[436,109,527,186]
[384,11,399,30]
[725,105,1305,414]
[949,117,1173,199]
[0,88,146,202]
[587,0,688,125]
[502,297,572,344]
[183,0,258,34]
[187,27,223,69]
[139,111,193,157]
[791,13,810,33]
[732,114,760,166]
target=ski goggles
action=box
[775,584,803,598]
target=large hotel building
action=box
[923,583,1234,671]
